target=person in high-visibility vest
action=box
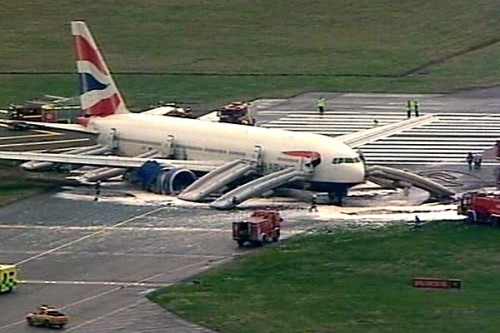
[317,97,326,115]
[406,100,412,118]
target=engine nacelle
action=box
[154,168,197,195]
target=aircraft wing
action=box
[335,114,435,148]
[0,119,98,134]
[0,151,224,173]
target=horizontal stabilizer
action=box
[0,119,98,134]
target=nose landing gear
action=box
[328,188,347,206]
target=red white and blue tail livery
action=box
[72,21,128,121]
[0,21,367,209]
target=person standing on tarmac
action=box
[94,180,101,201]
[309,194,318,212]
[473,152,483,170]
[413,100,420,117]
[406,100,412,118]
[317,97,326,115]
[466,152,473,170]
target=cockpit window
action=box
[332,157,361,164]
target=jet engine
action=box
[154,168,197,195]
[128,161,198,195]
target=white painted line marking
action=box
[16,206,167,265]
[20,279,168,288]
[0,224,228,232]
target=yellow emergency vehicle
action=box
[0,264,18,293]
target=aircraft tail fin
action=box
[71,21,129,120]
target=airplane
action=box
[0,21,366,209]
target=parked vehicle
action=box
[232,209,282,247]
[26,305,69,329]
[7,95,80,123]
[458,191,500,226]
[0,264,18,293]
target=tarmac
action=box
[0,89,498,332]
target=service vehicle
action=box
[7,95,80,123]
[217,102,254,125]
[0,264,18,293]
[458,191,500,226]
[26,305,69,329]
[232,209,282,246]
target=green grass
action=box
[2,3,500,331]
[149,222,500,333]
[0,1,499,110]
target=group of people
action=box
[466,152,483,170]
[317,97,422,120]
[406,100,420,118]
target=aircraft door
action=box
[162,135,175,158]
[253,145,263,169]
[109,128,118,153]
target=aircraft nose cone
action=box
[353,163,366,183]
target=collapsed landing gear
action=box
[328,188,347,206]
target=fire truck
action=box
[458,192,500,227]
[7,95,80,123]
[217,102,254,125]
[232,210,282,247]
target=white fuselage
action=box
[89,113,365,192]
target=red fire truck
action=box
[218,102,254,125]
[7,95,80,123]
[232,210,282,247]
[458,192,500,226]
